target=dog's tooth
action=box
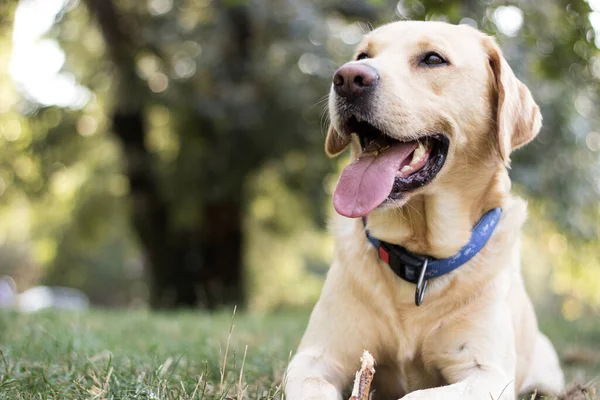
[400,165,412,173]
[410,141,426,166]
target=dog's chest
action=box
[371,352,445,399]
[368,314,448,398]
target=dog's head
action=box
[327,21,541,218]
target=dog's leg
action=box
[285,283,381,400]
[285,254,387,400]
[285,350,345,400]
[519,331,565,396]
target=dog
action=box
[284,21,565,400]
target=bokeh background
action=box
[0,0,599,321]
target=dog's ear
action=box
[484,37,542,165]
[325,125,351,157]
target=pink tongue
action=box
[333,142,417,218]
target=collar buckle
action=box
[414,258,429,306]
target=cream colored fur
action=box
[285,21,564,400]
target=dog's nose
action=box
[333,63,379,98]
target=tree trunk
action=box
[85,0,246,309]
[146,200,244,310]
[198,201,244,308]
[112,111,200,308]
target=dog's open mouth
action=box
[333,116,449,218]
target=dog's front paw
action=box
[399,386,463,400]
[301,397,338,400]
[285,377,341,400]
[399,390,428,400]
[292,392,340,400]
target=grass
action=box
[0,308,305,399]
[0,308,598,399]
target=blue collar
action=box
[363,208,502,306]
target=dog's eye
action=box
[356,52,369,61]
[421,52,447,66]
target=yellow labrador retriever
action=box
[285,21,565,400]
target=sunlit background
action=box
[0,0,599,326]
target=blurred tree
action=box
[83,0,204,308]
[77,0,342,308]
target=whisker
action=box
[320,105,331,134]
[406,202,423,220]
[309,94,331,111]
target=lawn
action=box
[0,309,598,399]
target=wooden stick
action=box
[349,351,376,400]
